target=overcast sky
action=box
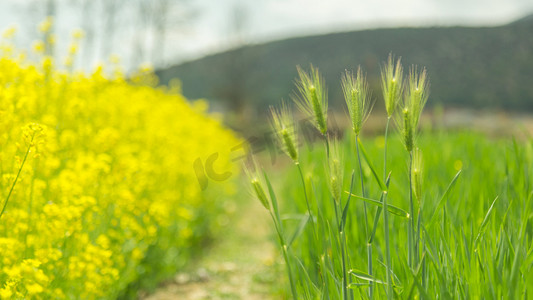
[231,0,533,37]
[1,0,532,70]
[178,0,533,63]
[195,0,533,50]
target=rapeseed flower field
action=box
[0,28,239,298]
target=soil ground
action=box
[142,199,283,300]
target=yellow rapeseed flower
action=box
[0,30,240,298]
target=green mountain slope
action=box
[156,17,533,113]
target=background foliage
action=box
[157,16,533,113]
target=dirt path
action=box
[142,199,281,300]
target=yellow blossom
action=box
[0,32,240,298]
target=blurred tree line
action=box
[9,0,197,69]
[156,16,533,117]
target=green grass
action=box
[258,129,533,299]
[247,60,533,299]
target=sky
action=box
[176,0,533,64]
[0,0,532,70]
[238,0,533,36]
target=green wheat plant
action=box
[293,65,330,156]
[245,159,298,299]
[396,65,429,272]
[342,67,376,298]
[247,56,533,299]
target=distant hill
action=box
[156,16,533,114]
